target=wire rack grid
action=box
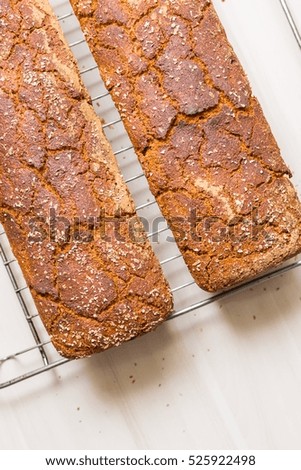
[0,0,301,389]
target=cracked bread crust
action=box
[0,0,173,359]
[71,0,301,291]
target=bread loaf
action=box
[0,0,173,359]
[71,0,301,291]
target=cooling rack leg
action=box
[279,0,301,48]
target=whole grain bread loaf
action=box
[0,0,173,359]
[71,0,301,291]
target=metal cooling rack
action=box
[0,0,301,389]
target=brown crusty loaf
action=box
[71,0,301,291]
[0,0,173,359]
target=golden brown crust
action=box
[71,0,301,291]
[0,0,172,358]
